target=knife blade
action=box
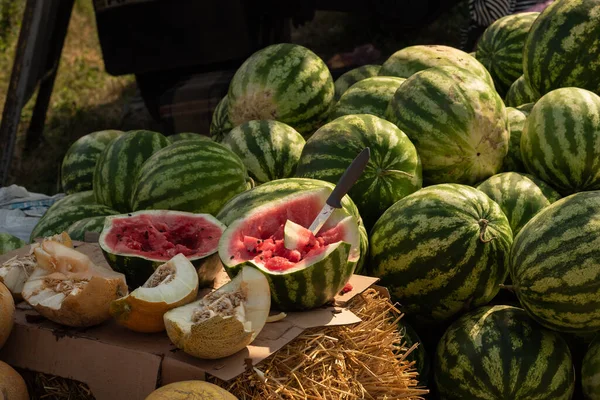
[308,147,371,235]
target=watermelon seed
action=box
[477,153,481,156]
[208,236,213,239]
[230,256,234,260]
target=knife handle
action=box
[327,147,371,208]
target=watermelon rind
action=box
[295,114,422,231]
[209,95,233,142]
[168,133,212,143]
[65,216,108,241]
[477,172,561,236]
[502,107,528,172]
[368,183,513,325]
[385,66,509,185]
[227,43,335,136]
[520,87,600,195]
[46,190,96,213]
[218,189,360,311]
[221,120,305,184]
[216,178,369,274]
[93,130,170,213]
[434,305,575,400]
[511,191,600,333]
[505,75,539,108]
[582,335,600,400]
[378,44,494,87]
[61,130,124,195]
[98,210,227,289]
[329,76,406,121]
[0,233,26,255]
[333,64,381,101]
[523,0,600,98]
[475,12,539,97]
[131,140,253,215]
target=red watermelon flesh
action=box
[227,195,354,272]
[103,212,223,260]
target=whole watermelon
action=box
[209,95,233,142]
[435,305,575,400]
[333,64,381,101]
[93,130,170,213]
[503,107,529,172]
[378,45,494,87]
[477,172,561,236]
[221,120,305,184]
[131,140,252,216]
[511,191,600,333]
[295,114,422,231]
[583,335,600,399]
[168,132,211,143]
[523,0,600,97]
[47,190,96,212]
[216,177,369,274]
[475,12,540,97]
[398,320,430,385]
[521,87,600,195]
[505,75,539,107]
[385,66,509,185]
[227,43,334,136]
[0,233,25,255]
[66,216,108,241]
[329,77,406,121]
[61,130,123,194]
[368,184,513,325]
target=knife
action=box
[308,147,371,235]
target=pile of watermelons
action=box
[3,0,600,398]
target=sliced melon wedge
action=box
[110,253,199,333]
[164,266,270,359]
[0,232,73,301]
[22,240,128,328]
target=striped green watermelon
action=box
[216,178,369,274]
[378,45,494,87]
[329,77,406,121]
[521,87,600,195]
[221,120,305,184]
[505,75,539,107]
[385,66,509,185]
[131,140,252,215]
[210,95,233,142]
[227,43,335,136]
[61,130,123,194]
[29,204,119,243]
[517,102,535,114]
[435,305,575,399]
[583,335,600,399]
[295,114,422,231]
[503,107,529,172]
[99,210,226,289]
[66,216,108,241]
[333,64,381,101]
[398,320,430,385]
[48,190,96,212]
[476,172,561,236]
[475,12,540,97]
[368,184,513,325]
[511,191,600,333]
[168,133,211,143]
[93,130,170,213]
[523,0,600,98]
[0,233,25,255]
[218,188,360,311]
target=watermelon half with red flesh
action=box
[99,210,226,289]
[218,189,360,311]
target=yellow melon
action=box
[110,253,199,333]
[0,282,14,349]
[164,266,270,359]
[0,361,28,400]
[145,381,236,399]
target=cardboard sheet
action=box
[0,242,379,399]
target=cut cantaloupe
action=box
[110,253,199,333]
[0,282,14,350]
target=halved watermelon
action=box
[218,188,360,311]
[99,210,226,289]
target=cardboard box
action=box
[0,242,379,399]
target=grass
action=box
[1,0,468,195]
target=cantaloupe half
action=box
[22,240,128,328]
[164,266,270,359]
[145,381,237,400]
[110,253,199,333]
[0,361,29,400]
[0,282,14,350]
[0,231,72,301]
